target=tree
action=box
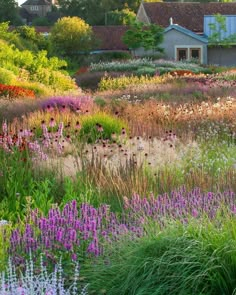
[122,21,164,55]
[58,0,109,25]
[58,0,142,24]
[50,16,94,56]
[32,17,51,26]
[106,8,136,25]
[0,0,20,24]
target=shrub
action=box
[98,74,172,91]
[0,39,76,94]
[79,112,127,143]
[16,81,53,97]
[90,58,206,73]
[50,17,94,57]
[135,66,156,77]
[0,68,16,85]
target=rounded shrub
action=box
[79,112,127,143]
[135,66,156,77]
[0,68,16,85]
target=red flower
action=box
[0,83,35,99]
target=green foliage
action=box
[91,58,206,73]
[0,0,20,25]
[32,17,51,26]
[0,149,55,220]
[79,112,127,143]
[15,26,37,42]
[135,66,156,76]
[98,74,170,91]
[122,21,164,53]
[50,16,94,57]
[0,35,76,94]
[0,222,12,271]
[106,8,136,25]
[0,68,16,85]
[85,218,236,295]
[58,0,141,25]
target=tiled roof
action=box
[92,26,128,50]
[21,0,51,6]
[142,2,236,32]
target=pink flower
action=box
[192,209,198,218]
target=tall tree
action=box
[122,21,164,55]
[58,0,142,24]
[0,0,19,24]
[50,16,94,56]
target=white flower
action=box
[0,220,8,226]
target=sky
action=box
[18,0,25,5]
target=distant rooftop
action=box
[141,2,236,32]
[21,0,51,5]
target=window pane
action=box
[177,49,187,61]
[191,49,200,59]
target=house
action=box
[20,0,59,24]
[21,0,53,18]
[136,2,236,66]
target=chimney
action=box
[169,17,173,25]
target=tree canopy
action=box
[0,0,20,24]
[122,21,164,54]
[50,16,94,56]
[58,0,141,25]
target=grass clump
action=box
[85,218,236,295]
[79,112,127,143]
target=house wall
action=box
[135,29,208,64]
[22,4,51,18]
[136,4,150,24]
[208,46,236,66]
[161,29,207,64]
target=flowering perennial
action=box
[41,95,93,113]
[0,84,35,99]
[9,188,236,267]
[0,255,87,295]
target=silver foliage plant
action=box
[0,254,88,295]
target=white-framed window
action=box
[30,5,39,11]
[175,46,203,63]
